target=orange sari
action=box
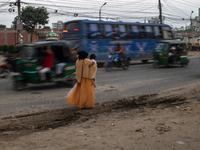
[66,59,97,108]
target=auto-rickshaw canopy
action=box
[155,40,186,51]
[20,40,77,63]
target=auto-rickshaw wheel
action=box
[13,80,25,91]
[153,63,159,68]
[181,63,186,67]
[0,69,10,78]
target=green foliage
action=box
[12,16,18,30]
[12,6,49,41]
[7,45,15,54]
[0,24,6,28]
[0,45,2,52]
[43,26,50,29]
[2,45,8,53]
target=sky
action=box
[0,0,199,29]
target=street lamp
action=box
[99,2,107,20]
[190,11,194,37]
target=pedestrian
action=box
[66,51,97,109]
[89,53,97,87]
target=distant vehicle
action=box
[62,19,173,63]
[183,36,200,51]
[174,33,183,41]
[0,55,17,78]
[153,40,189,68]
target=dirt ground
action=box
[1,51,200,150]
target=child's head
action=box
[90,54,96,60]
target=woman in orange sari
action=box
[66,51,97,108]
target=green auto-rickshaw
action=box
[12,41,78,90]
[153,40,189,68]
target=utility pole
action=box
[190,11,194,37]
[17,0,23,44]
[158,0,162,24]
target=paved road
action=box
[0,57,200,118]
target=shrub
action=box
[43,26,50,29]
[0,45,2,52]
[2,45,7,53]
[7,45,15,54]
[0,24,6,28]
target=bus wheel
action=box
[13,80,25,91]
[142,60,148,63]
[105,62,113,72]
[153,63,159,68]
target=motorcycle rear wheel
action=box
[122,59,130,70]
[105,62,113,72]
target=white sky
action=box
[0,0,199,28]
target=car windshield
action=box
[155,43,168,51]
[20,46,35,59]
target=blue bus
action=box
[62,19,173,63]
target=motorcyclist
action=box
[111,43,125,65]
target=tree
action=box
[12,16,18,30]
[12,6,49,42]
[0,24,6,28]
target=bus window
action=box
[138,26,146,39]
[145,26,153,39]
[131,26,139,39]
[104,24,113,39]
[162,26,173,39]
[88,24,99,39]
[154,26,162,39]
[65,22,78,30]
[119,25,127,39]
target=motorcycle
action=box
[0,55,17,78]
[104,52,131,71]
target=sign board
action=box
[17,19,23,30]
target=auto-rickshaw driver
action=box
[168,46,176,64]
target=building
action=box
[52,21,63,29]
